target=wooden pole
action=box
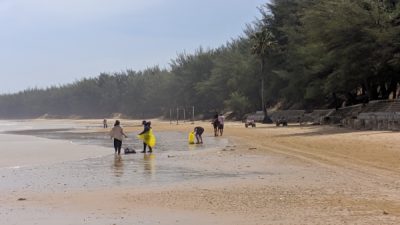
[169,108,172,124]
[183,108,186,123]
[176,107,179,125]
[192,106,195,124]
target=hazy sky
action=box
[0,0,266,93]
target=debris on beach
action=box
[124,147,136,154]
[17,198,27,201]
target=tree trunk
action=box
[387,78,398,99]
[379,80,389,99]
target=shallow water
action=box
[0,152,245,192]
[0,120,242,192]
[8,128,225,152]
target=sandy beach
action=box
[1,119,400,224]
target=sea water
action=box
[0,120,232,192]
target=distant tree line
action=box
[0,0,399,119]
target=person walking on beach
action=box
[218,113,225,136]
[138,121,155,153]
[194,126,204,144]
[110,120,127,155]
[212,113,220,137]
[103,118,108,128]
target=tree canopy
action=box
[0,0,399,119]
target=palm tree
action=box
[250,28,276,122]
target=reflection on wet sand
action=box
[188,143,197,151]
[112,155,124,177]
[143,153,156,176]
[1,125,230,190]
[111,153,156,179]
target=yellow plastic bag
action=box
[188,132,195,144]
[138,129,156,147]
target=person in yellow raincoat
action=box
[138,121,156,153]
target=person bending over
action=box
[194,126,204,144]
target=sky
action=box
[0,0,266,93]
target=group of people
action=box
[109,113,226,154]
[212,113,225,136]
[109,120,154,155]
[191,112,225,145]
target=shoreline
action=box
[1,119,400,224]
[0,132,111,169]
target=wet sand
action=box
[0,133,110,168]
[1,119,400,224]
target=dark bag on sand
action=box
[124,148,136,154]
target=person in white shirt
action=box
[110,120,127,155]
[218,114,225,136]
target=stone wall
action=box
[330,100,400,131]
[246,100,400,130]
[342,112,400,130]
[268,109,331,124]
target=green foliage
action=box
[0,0,399,118]
[250,0,400,107]
[224,92,251,116]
